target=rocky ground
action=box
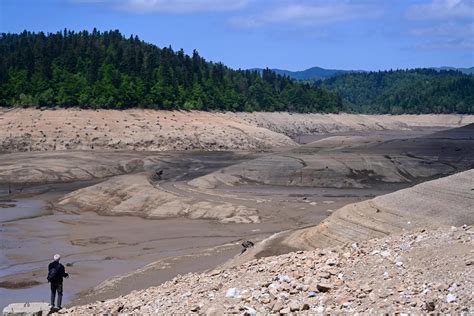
[1,108,473,152]
[59,225,474,314]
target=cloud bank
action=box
[230,1,384,29]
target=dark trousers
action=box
[50,282,63,308]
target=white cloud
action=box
[415,38,474,50]
[230,1,384,29]
[406,1,474,50]
[119,0,250,14]
[407,0,474,20]
[410,22,474,37]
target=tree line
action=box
[0,30,345,112]
[319,69,473,114]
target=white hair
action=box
[53,254,60,261]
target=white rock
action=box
[182,291,192,297]
[242,306,257,316]
[278,274,291,283]
[446,293,456,303]
[225,288,241,298]
[3,303,51,316]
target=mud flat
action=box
[190,124,474,190]
[0,150,363,308]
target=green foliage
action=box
[319,69,474,114]
[0,30,343,112]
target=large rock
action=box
[2,303,50,316]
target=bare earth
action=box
[1,108,473,152]
[60,170,474,314]
[1,110,473,312]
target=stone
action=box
[318,272,331,279]
[425,301,435,311]
[190,305,200,312]
[446,293,456,303]
[317,283,332,293]
[225,288,241,298]
[260,296,271,304]
[361,284,373,293]
[182,291,192,297]
[308,291,317,298]
[280,307,291,314]
[242,306,257,316]
[289,301,299,312]
[278,274,291,283]
[3,302,51,316]
[326,258,338,266]
[272,300,284,312]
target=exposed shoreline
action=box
[1,115,473,312]
[1,108,473,153]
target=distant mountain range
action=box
[252,66,473,81]
[251,67,358,80]
[431,67,474,75]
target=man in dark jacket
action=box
[47,254,69,309]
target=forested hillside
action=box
[1,30,472,114]
[0,30,344,112]
[319,69,474,114]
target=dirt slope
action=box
[1,108,473,152]
[0,109,295,152]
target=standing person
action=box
[47,254,69,309]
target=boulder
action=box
[3,303,51,316]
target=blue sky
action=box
[1,0,473,71]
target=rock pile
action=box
[60,226,473,314]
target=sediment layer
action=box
[1,108,473,152]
